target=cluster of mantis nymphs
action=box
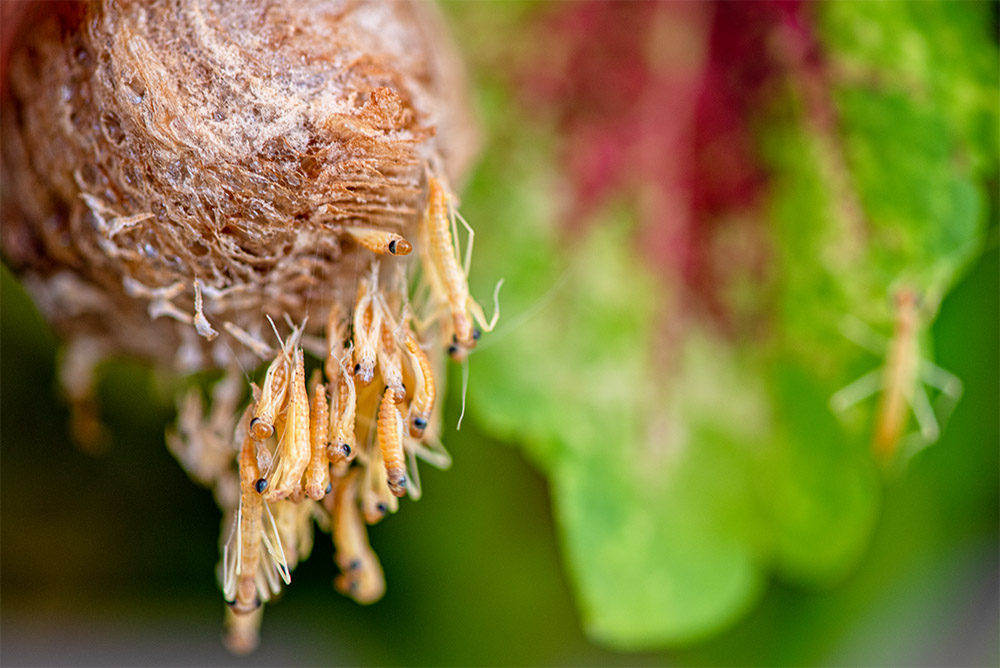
[170,177,501,651]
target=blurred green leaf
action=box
[457,0,997,649]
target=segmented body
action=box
[328,354,357,462]
[378,319,406,404]
[304,371,331,500]
[402,326,435,438]
[223,420,289,617]
[332,469,385,604]
[425,177,477,355]
[377,386,407,497]
[324,303,349,383]
[232,432,265,614]
[352,281,381,386]
[874,290,919,460]
[361,450,395,524]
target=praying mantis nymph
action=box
[324,302,350,384]
[376,298,407,404]
[830,287,962,463]
[352,264,383,386]
[361,442,398,524]
[343,225,414,257]
[223,418,290,616]
[421,176,502,361]
[263,347,311,501]
[332,468,385,604]
[304,370,331,501]
[400,315,436,438]
[327,351,358,464]
[250,319,302,441]
[377,386,408,497]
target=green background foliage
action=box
[460,0,998,651]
